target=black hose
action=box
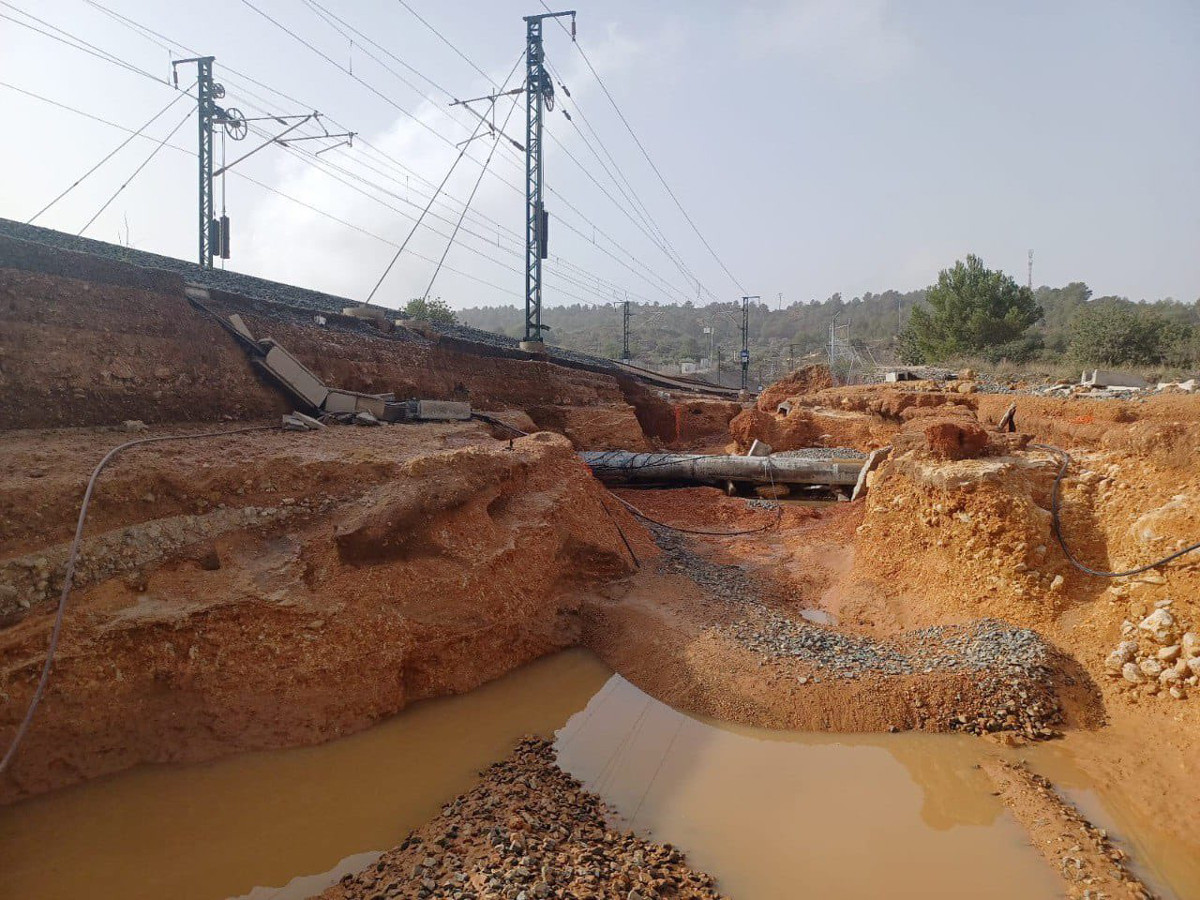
[0,424,276,775]
[1035,443,1200,578]
[611,493,782,537]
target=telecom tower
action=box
[521,10,575,350]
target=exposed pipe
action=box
[580,451,862,488]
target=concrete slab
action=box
[262,344,329,410]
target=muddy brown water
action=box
[0,650,1189,900]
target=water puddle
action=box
[0,652,1186,900]
[0,650,612,900]
[557,674,1062,900]
[1026,738,1198,899]
[798,607,835,625]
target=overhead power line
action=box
[540,0,746,294]
[15,4,696,310]
[423,90,523,299]
[78,107,193,235]
[363,53,524,304]
[393,0,496,87]
[28,84,194,224]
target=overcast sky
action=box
[1,1,1197,311]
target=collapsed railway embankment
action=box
[2,229,1198,897]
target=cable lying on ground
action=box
[0,425,276,775]
[1035,443,1200,578]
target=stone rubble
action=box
[1105,611,1198,701]
[321,738,726,900]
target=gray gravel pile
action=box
[651,524,1063,737]
[773,447,867,460]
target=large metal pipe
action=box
[579,451,863,487]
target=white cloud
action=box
[740,0,914,82]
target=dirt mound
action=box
[0,428,644,802]
[728,407,820,453]
[755,364,833,412]
[895,416,992,460]
[321,737,725,900]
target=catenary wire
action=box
[27,83,194,224]
[540,1,746,294]
[78,106,193,235]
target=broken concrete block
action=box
[122,420,148,433]
[354,411,381,426]
[746,439,773,457]
[324,389,387,419]
[1083,369,1149,389]
[414,400,472,421]
[262,344,329,409]
[282,414,309,431]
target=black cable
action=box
[598,497,640,568]
[469,413,528,437]
[612,493,782,537]
[0,425,277,775]
[1035,443,1200,577]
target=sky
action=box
[1,0,1197,312]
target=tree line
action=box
[447,259,1199,374]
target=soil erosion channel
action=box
[1,650,1178,900]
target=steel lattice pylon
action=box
[828,312,864,385]
[522,10,575,344]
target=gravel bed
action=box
[772,447,867,460]
[651,524,1063,737]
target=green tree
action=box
[1070,303,1194,367]
[403,296,457,327]
[901,255,1043,363]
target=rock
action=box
[1121,662,1144,684]
[1105,642,1138,673]
[1137,608,1175,644]
[1159,668,1181,685]
[1139,658,1164,679]
[1188,658,1200,679]
[122,419,148,433]
[1158,645,1181,663]
[1049,574,1065,592]
[1169,685,1187,700]
[1182,632,1199,659]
